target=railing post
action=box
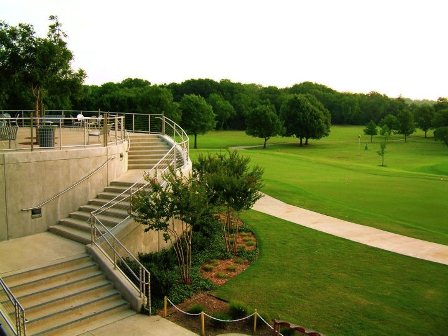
[162,115,165,135]
[201,311,205,336]
[253,309,258,334]
[59,119,62,150]
[164,296,167,317]
[115,115,118,145]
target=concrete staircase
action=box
[128,134,173,170]
[49,181,134,244]
[2,253,135,335]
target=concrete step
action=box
[129,148,169,154]
[48,225,91,244]
[109,181,135,188]
[70,211,122,227]
[2,254,91,288]
[27,287,121,321]
[9,264,99,298]
[88,198,130,211]
[56,218,93,233]
[97,191,126,200]
[79,204,129,219]
[26,294,130,335]
[18,276,110,309]
[128,163,170,170]
[103,185,130,194]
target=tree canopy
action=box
[179,94,215,149]
[245,104,283,148]
[0,16,85,114]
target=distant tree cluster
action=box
[362,97,448,144]
[2,18,447,147]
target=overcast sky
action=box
[2,0,447,100]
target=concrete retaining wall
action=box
[0,143,128,241]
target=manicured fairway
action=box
[190,127,448,244]
[215,211,448,336]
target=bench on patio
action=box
[0,125,19,149]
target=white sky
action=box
[2,0,447,100]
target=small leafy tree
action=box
[380,124,391,142]
[415,104,434,138]
[364,120,377,143]
[397,109,415,142]
[131,169,208,284]
[377,142,387,166]
[246,104,283,148]
[380,114,399,133]
[194,151,263,254]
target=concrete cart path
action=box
[253,194,448,266]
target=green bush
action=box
[202,264,214,272]
[228,301,249,319]
[226,265,237,272]
[280,327,296,336]
[216,272,228,279]
[245,240,256,247]
[187,304,204,314]
[233,257,247,264]
[209,311,231,328]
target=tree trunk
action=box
[370,135,373,143]
[194,134,198,149]
[404,134,407,143]
[299,137,303,146]
[305,137,309,145]
[424,130,427,138]
[263,138,267,149]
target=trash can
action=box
[38,125,56,147]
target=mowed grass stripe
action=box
[214,210,448,336]
[190,127,448,244]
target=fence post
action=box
[164,296,168,317]
[201,311,205,336]
[253,309,257,334]
[162,115,165,135]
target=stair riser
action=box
[2,256,90,287]
[27,288,119,321]
[88,199,130,210]
[70,213,121,227]
[10,265,98,296]
[48,226,91,244]
[27,297,128,335]
[18,275,107,308]
[79,205,129,219]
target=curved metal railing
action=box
[89,113,189,315]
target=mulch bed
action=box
[158,231,275,335]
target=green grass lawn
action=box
[190,127,448,244]
[214,211,448,336]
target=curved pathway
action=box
[253,194,448,266]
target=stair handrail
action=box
[0,277,26,336]
[90,217,151,314]
[21,157,115,211]
[89,115,189,315]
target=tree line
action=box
[2,18,447,146]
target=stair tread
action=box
[48,225,91,244]
[27,297,130,335]
[5,259,95,288]
[27,288,121,321]
[19,277,110,308]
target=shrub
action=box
[226,265,237,272]
[187,304,204,314]
[210,259,220,266]
[209,311,231,328]
[245,240,256,247]
[216,272,228,279]
[228,301,249,319]
[233,257,246,264]
[202,264,214,272]
[280,327,296,336]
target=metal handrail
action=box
[89,114,189,315]
[21,157,115,211]
[0,277,26,336]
